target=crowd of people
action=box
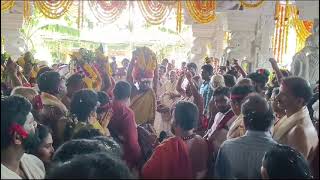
[1,48,319,179]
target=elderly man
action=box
[214,93,277,179]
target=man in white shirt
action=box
[273,77,318,160]
[1,96,45,179]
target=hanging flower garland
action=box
[186,0,217,24]
[303,20,313,33]
[24,0,31,22]
[176,1,182,33]
[66,0,79,16]
[1,0,15,13]
[287,5,312,52]
[239,0,264,8]
[88,1,127,24]
[137,1,172,25]
[34,0,73,19]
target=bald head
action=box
[241,93,274,131]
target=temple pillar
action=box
[186,11,226,69]
[1,1,26,60]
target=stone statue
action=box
[291,19,319,86]
[222,31,255,65]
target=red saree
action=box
[142,137,193,179]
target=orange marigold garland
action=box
[88,1,127,24]
[34,0,73,19]
[176,1,182,33]
[303,20,313,33]
[239,0,264,9]
[1,0,15,13]
[186,0,217,24]
[24,0,31,22]
[137,0,172,25]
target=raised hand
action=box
[268,58,277,66]
[185,70,193,81]
[6,58,18,76]
[233,58,240,67]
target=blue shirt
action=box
[200,81,213,114]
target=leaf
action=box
[39,24,80,37]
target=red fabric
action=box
[33,94,44,110]
[107,77,115,98]
[142,137,193,179]
[216,110,235,130]
[132,66,154,82]
[230,94,246,100]
[201,115,209,130]
[23,83,32,87]
[109,101,142,169]
[8,122,29,139]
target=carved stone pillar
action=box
[223,1,276,71]
[223,11,257,68]
[188,13,226,69]
[209,13,226,60]
[1,1,26,59]
[254,15,275,69]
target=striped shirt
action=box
[214,130,277,179]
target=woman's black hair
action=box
[92,136,123,158]
[97,91,110,106]
[263,144,313,179]
[29,124,52,154]
[70,89,98,122]
[72,126,103,140]
[36,66,53,80]
[66,73,83,87]
[52,139,110,163]
[37,71,61,94]
[47,152,133,179]
[223,74,236,88]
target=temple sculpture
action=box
[291,19,319,86]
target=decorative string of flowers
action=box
[1,0,15,13]
[24,0,31,22]
[176,1,182,33]
[137,0,172,25]
[239,0,264,9]
[185,0,217,24]
[34,0,73,19]
[88,1,127,24]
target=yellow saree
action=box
[130,89,156,125]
